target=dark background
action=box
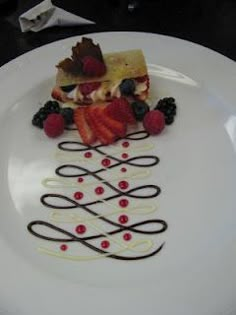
[0,0,236,66]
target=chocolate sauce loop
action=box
[124,130,150,140]
[40,191,166,236]
[41,194,78,209]
[28,130,168,261]
[27,220,166,260]
[58,141,100,152]
[55,155,159,178]
[28,219,167,242]
[58,130,150,152]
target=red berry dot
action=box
[118,180,129,190]
[74,191,84,200]
[123,233,132,241]
[95,186,104,195]
[122,141,130,148]
[75,224,86,234]
[121,167,127,173]
[77,177,84,183]
[84,151,92,158]
[122,153,129,159]
[119,199,129,208]
[60,244,68,251]
[101,240,110,249]
[102,158,111,167]
[119,214,129,224]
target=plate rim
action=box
[0,31,236,315]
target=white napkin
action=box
[19,0,95,32]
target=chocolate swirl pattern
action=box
[27,130,168,261]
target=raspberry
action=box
[79,82,101,95]
[105,97,136,124]
[143,110,165,135]
[43,113,65,138]
[82,56,106,77]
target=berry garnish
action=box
[119,79,136,96]
[105,97,136,124]
[131,100,150,121]
[82,56,106,77]
[44,101,60,113]
[43,113,65,138]
[74,107,97,145]
[143,110,165,135]
[60,107,74,125]
[94,106,127,138]
[87,106,116,145]
[32,100,61,129]
[32,114,43,129]
[154,97,177,125]
[79,82,101,95]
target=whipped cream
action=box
[65,79,148,102]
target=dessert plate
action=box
[0,32,236,315]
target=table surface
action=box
[0,0,236,67]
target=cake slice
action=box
[51,38,149,105]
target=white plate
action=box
[0,32,236,315]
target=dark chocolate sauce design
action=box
[27,130,168,260]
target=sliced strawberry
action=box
[74,107,96,145]
[87,106,116,145]
[79,82,101,96]
[105,97,136,124]
[95,107,127,138]
[86,108,108,144]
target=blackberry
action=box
[32,114,43,129]
[155,97,177,125]
[60,107,74,125]
[165,116,174,125]
[32,100,61,129]
[44,100,60,113]
[119,79,136,96]
[131,100,150,121]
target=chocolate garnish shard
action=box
[56,58,82,75]
[72,37,104,63]
[56,37,105,76]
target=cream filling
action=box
[135,81,148,94]
[65,80,148,102]
[67,86,83,102]
[90,86,107,102]
[110,80,122,98]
